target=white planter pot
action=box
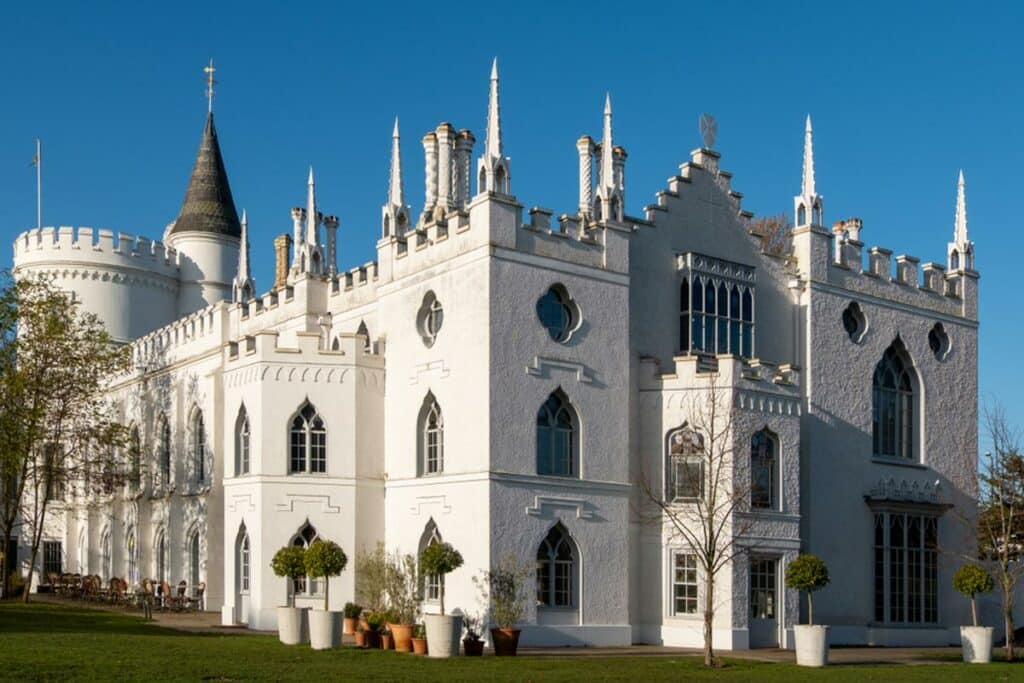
[277,606,308,645]
[424,614,463,658]
[960,626,993,663]
[793,624,829,667]
[309,610,342,650]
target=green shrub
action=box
[473,556,530,628]
[304,540,348,611]
[270,546,307,607]
[785,554,830,626]
[343,602,362,619]
[385,551,421,625]
[419,542,464,615]
[355,543,389,613]
[953,564,993,627]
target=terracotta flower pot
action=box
[388,623,415,653]
[381,633,393,650]
[464,637,484,656]
[412,637,428,655]
[490,627,521,656]
[343,617,357,635]
[354,631,366,648]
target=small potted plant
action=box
[384,552,421,653]
[474,556,530,656]
[953,564,995,663]
[354,623,367,648]
[785,554,831,667]
[271,545,309,645]
[304,539,348,650]
[462,613,484,656]
[343,602,362,635]
[363,611,384,649]
[380,624,393,650]
[419,541,465,658]
[411,623,428,655]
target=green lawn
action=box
[0,602,1019,682]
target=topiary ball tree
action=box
[785,554,831,626]
[271,546,308,607]
[953,564,994,627]
[419,542,464,615]
[304,540,348,611]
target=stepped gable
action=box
[169,113,241,238]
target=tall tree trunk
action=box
[971,595,978,628]
[703,574,715,667]
[808,592,814,626]
[1006,608,1015,661]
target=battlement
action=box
[129,302,226,373]
[225,327,384,369]
[12,226,181,280]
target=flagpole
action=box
[35,138,42,230]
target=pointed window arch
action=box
[419,520,443,603]
[188,527,201,588]
[154,528,167,583]
[418,393,444,476]
[872,339,917,460]
[291,522,320,595]
[100,526,112,579]
[357,321,370,353]
[951,250,960,270]
[750,428,778,510]
[128,425,141,487]
[289,401,326,474]
[190,408,207,485]
[157,414,171,487]
[495,165,508,194]
[125,526,138,584]
[797,203,807,226]
[536,524,578,608]
[667,425,704,501]
[536,391,578,477]
[235,405,250,476]
[237,524,251,594]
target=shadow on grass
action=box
[0,600,225,638]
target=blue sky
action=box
[0,1,1020,436]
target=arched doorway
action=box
[235,524,250,624]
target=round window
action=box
[418,291,444,347]
[841,301,867,343]
[536,285,579,343]
[928,322,950,361]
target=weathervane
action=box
[699,113,717,149]
[204,59,217,113]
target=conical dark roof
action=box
[169,113,241,238]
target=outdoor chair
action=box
[159,581,173,611]
[174,581,187,612]
[186,582,205,612]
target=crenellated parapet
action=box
[13,226,181,279]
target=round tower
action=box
[165,112,241,317]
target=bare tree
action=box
[977,402,1024,660]
[0,273,129,600]
[749,213,792,258]
[638,376,754,666]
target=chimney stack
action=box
[274,234,292,289]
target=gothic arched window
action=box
[289,402,326,474]
[419,520,443,603]
[291,522,319,595]
[128,426,141,487]
[157,414,171,486]
[190,408,206,485]
[750,429,778,510]
[188,528,201,588]
[536,391,578,477]
[419,394,444,476]
[235,405,250,476]
[667,425,704,501]
[536,524,577,608]
[872,340,916,460]
[154,529,167,583]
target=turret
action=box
[165,111,242,317]
[791,115,830,281]
[292,168,326,278]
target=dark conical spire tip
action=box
[169,112,242,238]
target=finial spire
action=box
[802,114,815,198]
[485,57,502,159]
[600,93,614,194]
[389,117,404,207]
[953,168,969,245]
[233,208,254,302]
[306,166,319,247]
[204,59,217,114]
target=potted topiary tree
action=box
[785,554,831,667]
[953,564,995,663]
[462,613,484,656]
[343,602,362,635]
[473,556,530,656]
[271,545,309,645]
[419,541,465,658]
[304,539,348,650]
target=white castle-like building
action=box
[12,61,980,649]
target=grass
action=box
[0,602,1020,682]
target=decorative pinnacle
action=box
[600,93,614,192]
[306,166,318,247]
[802,114,816,198]
[955,169,968,244]
[204,59,217,114]
[486,57,502,159]
[238,209,250,277]
[389,117,404,207]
